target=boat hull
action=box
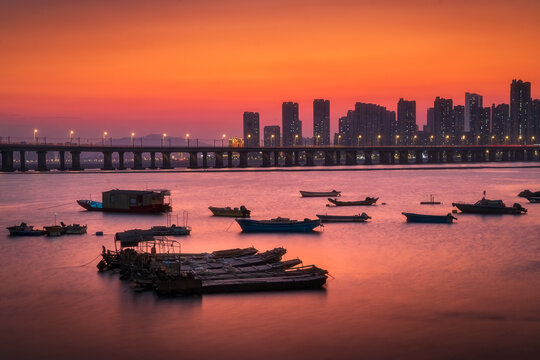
[452,203,525,214]
[327,197,378,206]
[236,219,320,232]
[401,212,455,223]
[526,197,540,203]
[8,229,47,236]
[208,206,250,217]
[77,200,171,213]
[300,191,341,197]
[316,215,369,223]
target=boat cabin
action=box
[102,189,170,210]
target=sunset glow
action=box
[1,0,540,138]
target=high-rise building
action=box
[423,107,435,135]
[478,107,491,144]
[453,105,465,137]
[243,112,260,147]
[465,93,483,133]
[433,97,454,144]
[313,99,330,145]
[532,99,540,143]
[338,113,353,145]
[282,102,301,145]
[397,98,416,145]
[263,126,280,147]
[491,104,509,143]
[510,79,532,143]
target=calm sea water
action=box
[1,166,540,360]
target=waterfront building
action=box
[478,107,491,144]
[510,79,532,143]
[353,102,395,145]
[465,92,483,133]
[532,99,540,143]
[397,98,416,145]
[453,105,465,139]
[282,102,302,145]
[313,99,330,145]
[423,107,435,136]
[263,126,281,147]
[243,112,260,147]
[491,104,509,143]
[433,97,454,144]
[338,113,353,145]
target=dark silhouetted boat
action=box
[316,212,371,223]
[518,189,540,198]
[327,197,378,206]
[300,190,341,197]
[209,205,250,217]
[7,223,47,236]
[77,189,172,213]
[401,212,457,223]
[236,218,321,232]
[452,198,527,214]
[420,194,441,205]
[526,196,540,203]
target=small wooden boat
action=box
[518,190,540,198]
[44,225,63,236]
[236,218,321,232]
[420,194,441,205]
[327,197,378,206]
[402,212,457,223]
[316,212,371,223]
[7,223,47,236]
[452,198,527,214]
[300,190,341,197]
[44,223,87,236]
[526,197,540,203]
[209,205,251,217]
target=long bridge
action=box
[1,143,539,172]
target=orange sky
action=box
[1,0,540,139]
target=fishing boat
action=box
[420,194,441,205]
[401,212,457,223]
[300,190,341,197]
[236,217,321,232]
[7,223,47,236]
[208,205,250,217]
[327,197,378,206]
[452,198,527,214]
[44,222,87,236]
[44,225,63,236]
[150,225,191,236]
[316,212,371,223]
[77,189,172,213]
[518,190,540,198]
[526,197,540,203]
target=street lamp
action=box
[357,134,362,146]
[476,135,481,145]
[445,134,450,144]
[102,131,108,146]
[271,134,275,147]
[222,134,226,147]
[317,134,321,146]
[377,134,382,145]
[186,133,190,147]
[532,136,536,144]
[70,130,74,144]
[295,134,299,145]
[461,135,466,144]
[161,133,167,147]
[413,135,417,145]
[338,134,342,145]
[518,135,523,144]
[33,129,38,143]
[505,135,509,144]
[430,135,434,144]
[131,132,135,147]
[395,134,400,145]
[491,135,495,144]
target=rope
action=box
[36,201,76,210]
[225,220,236,232]
[48,253,102,270]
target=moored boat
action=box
[44,225,63,236]
[150,225,191,236]
[316,212,371,223]
[208,205,250,217]
[327,197,378,206]
[236,217,321,232]
[518,190,540,198]
[77,189,172,213]
[401,212,457,223]
[300,190,341,197]
[526,196,540,203]
[452,198,527,214]
[7,223,47,236]
[420,194,441,205]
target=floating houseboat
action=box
[77,189,172,213]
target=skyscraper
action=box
[433,97,454,144]
[263,125,280,147]
[397,98,416,145]
[491,104,509,143]
[282,102,301,146]
[243,112,260,147]
[453,105,465,138]
[478,107,491,144]
[532,99,540,143]
[464,92,483,133]
[423,107,434,135]
[510,79,532,143]
[313,99,330,145]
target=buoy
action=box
[96,231,104,236]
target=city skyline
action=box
[2,1,540,138]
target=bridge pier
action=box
[335,151,341,165]
[294,151,300,166]
[526,150,534,161]
[324,151,334,166]
[189,152,198,169]
[427,150,438,163]
[149,152,157,169]
[364,151,372,165]
[133,152,143,170]
[379,150,391,164]
[345,150,357,165]
[446,150,454,163]
[162,152,172,169]
[305,151,315,166]
[202,152,209,168]
[70,151,82,170]
[460,150,469,162]
[227,151,233,167]
[1,150,14,172]
[261,151,271,167]
[118,152,125,170]
[102,151,114,170]
[19,151,26,171]
[214,152,224,168]
[274,151,280,166]
[488,150,496,162]
[59,151,66,170]
[415,150,423,164]
[36,150,48,171]
[399,150,408,164]
[501,150,509,162]
[239,152,248,168]
[284,151,293,167]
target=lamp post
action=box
[247,134,251,147]
[476,135,480,145]
[161,133,167,147]
[357,134,362,146]
[317,134,321,146]
[377,134,382,145]
[222,134,226,147]
[395,134,400,145]
[186,133,190,147]
[131,132,135,147]
[461,135,466,145]
[33,129,38,143]
[490,135,495,144]
[518,135,523,144]
[532,136,536,144]
[271,134,275,147]
[445,134,450,145]
[505,135,509,144]
[102,131,108,146]
[429,135,434,144]
[413,135,417,145]
[70,130,74,144]
[337,134,342,145]
[295,134,299,146]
